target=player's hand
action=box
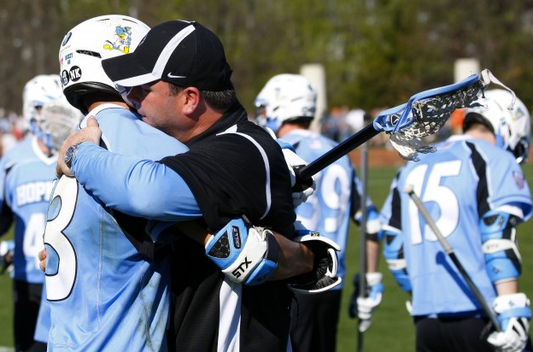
[349,272,384,332]
[276,140,316,208]
[287,230,342,294]
[205,217,280,285]
[57,116,102,177]
[38,248,47,272]
[487,293,531,352]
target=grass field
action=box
[1,162,533,351]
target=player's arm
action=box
[482,208,531,352]
[0,162,14,236]
[64,142,202,221]
[205,217,341,289]
[177,219,317,283]
[0,200,13,236]
[381,224,411,292]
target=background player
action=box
[0,74,80,352]
[254,73,382,352]
[380,89,532,352]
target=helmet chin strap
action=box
[481,69,517,110]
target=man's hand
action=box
[487,293,531,352]
[38,248,47,272]
[57,116,102,177]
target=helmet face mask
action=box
[23,74,63,133]
[463,89,531,164]
[38,98,83,151]
[254,74,317,134]
[59,15,150,113]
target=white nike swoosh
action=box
[167,73,186,79]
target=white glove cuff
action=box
[493,293,530,312]
[366,272,383,286]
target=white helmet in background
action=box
[59,14,150,114]
[254,73,317,134]
[22,74,63,132]
[38,97,83,151]
[463,89,531,163]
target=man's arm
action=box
[172,219,315,280]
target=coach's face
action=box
[128,80,197,142]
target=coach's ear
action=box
[180,86,202,115]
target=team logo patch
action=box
[60,70,70,87]
[62,32,72,46]
[68,66,82,82]
[103,25,133,53]
[513,171,525,189]
[60,53,74,67]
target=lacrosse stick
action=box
[357,142,369,352]
[294,69,503,188]
[403,184,502,332]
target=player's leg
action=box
[415,316,494,352]
[13,280,42,351]
[290,290,341,352]
[315,290,341,352]
[25,341,47,352]
[290,293,318,352]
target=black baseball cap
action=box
[102,19,233,91]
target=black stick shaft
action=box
[358,143,369,351]
[295,123,380,183]
[405,187,502,332]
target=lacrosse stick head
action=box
[373,70,497,161]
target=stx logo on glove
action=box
[232,226,243,248]
[232,257,252,279]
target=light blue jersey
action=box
[44,104,196,352]
[281,129,359,288]
[0,136,55,283]
[381,135,532,316]
[0,136,56,343]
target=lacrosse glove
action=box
[205,217,280,286]
[276,139,316,208]
[0,240,14,274]
[487,293,531,352]
[287,230,342,294]
[349,272,384,332]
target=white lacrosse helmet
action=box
[254,74,317,134]
[59,14,150,114]
[463,89,531,163]
[38,97,83,151]
[22,74,63,132]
